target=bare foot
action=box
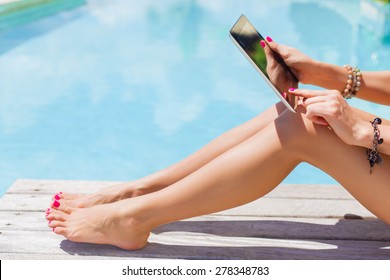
[48,181,155,215]
[47,198,151,250]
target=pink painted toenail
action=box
[54,194,61,200]
[53,200,60,208]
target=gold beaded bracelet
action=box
[342,65,362,99]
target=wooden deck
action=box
[0,179,390,260]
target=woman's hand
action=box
[289,88,371,147]
[265,37,316,85]
[261,39,298,94]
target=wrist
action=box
[307,61,346,90]
[297,58,319,84]
[302,60,322,85]
[352,121,373,149]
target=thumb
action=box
[261,39,273,58]
[265,36,289,60]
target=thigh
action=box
[277,105,390,224]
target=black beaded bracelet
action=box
[366,117,384,174]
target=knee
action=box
[273,105,335,157]
[274,106,314,145]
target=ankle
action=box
[118,198,155,232]
[114,180,151,200]
[129,174,170,197]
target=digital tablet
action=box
[229,14,298,112]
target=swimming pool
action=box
[0,0,389,196]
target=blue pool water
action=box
[0,0,389,196]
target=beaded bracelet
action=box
[366,117,384,174]
[342,65,362,99]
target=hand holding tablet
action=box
[229,14,298,112]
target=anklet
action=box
[366,117,383,174]
[342,65,361,99]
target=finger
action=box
[304,102,331,125]
[305,110,329,126]
[262,40,272,56]
[264,36,279,52]
[302,95,328,107]
[264,36,291,59]
[261,40,276,66]
[289,88,328,99]
[260,40,266,49]
[311,116,329,126]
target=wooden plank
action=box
[1,212,389,241]
[0,211,47,231]
[269,184,355,200]
[0,193,49,212]
[0,180,371,218]
[156,216,390,241]
[0,180,387,260]
[5,179,119,194]
[0,193,374,218]
[1,230,390,260]
[6,179,355,200]
[216,196,375,218]
[0,230,65,255]
[0,253,135,260]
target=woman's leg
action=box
[54,102,287,209]
[47,106,390,250]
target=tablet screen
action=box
[230,19,269,78]
[230,15,298,111]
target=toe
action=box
[45,208,51,219]
[51,199,73,214]
[51,199,61,209]
[61,193,80,200]
[46,210,67,222]
[53,226,67,237]
[51,192,63,201]
[48,220,65,229]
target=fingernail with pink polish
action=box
[266,36,273,42]
[282,92,287,99]
[53,200,60,208]
[289,88,296,92]
[260,41,266,48]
